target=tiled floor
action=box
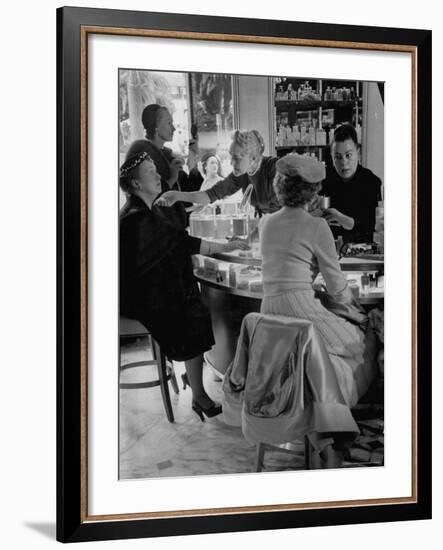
[119,336,384,480]
[119,336,307,480]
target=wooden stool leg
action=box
[152,339,175,423]
[149,335,157,360]
[255,442,266,472]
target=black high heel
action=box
[191,400,222,422]
[181,373,190,390]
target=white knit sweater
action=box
[260,206,350,298]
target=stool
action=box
[255,403,384,472]
[255,440,307,472]
[120,317,179,423]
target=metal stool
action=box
[120,317,179,423]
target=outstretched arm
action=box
[156,171,245,207]
[155,190,211,207]
[200,239,250,255]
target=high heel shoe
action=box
[181,373,190,390]
[191,400,222,422]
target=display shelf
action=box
[276,145,327,150]
[212,251,384,273]
[212,252,262,266]
[275,99,361,110]
[195,271,383,305]
[274,77,364,161]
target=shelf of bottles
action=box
[274,78,363,162]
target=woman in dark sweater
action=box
[125,104,189,229]
[119,151,248,420]
[321,124,382,243]
[155,129,281,216]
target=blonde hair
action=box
[229,130,265,159]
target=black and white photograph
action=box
[118,68,385,479]
[52,4,432,544]
[2,0,438,547]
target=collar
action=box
[124,194,149,212]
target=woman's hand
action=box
[308,196,324,218]
[222,240,250,252]
[323,208,354,230]
[309,208,324,218]
[323,208,342,226]
[247,226,260,244]
[155,191,182,207]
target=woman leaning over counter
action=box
[156,129,280,216]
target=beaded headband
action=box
[120,151,152,178]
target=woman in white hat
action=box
[260,153,375,467]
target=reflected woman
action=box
[199,152,224,192]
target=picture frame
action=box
[56,6,432,543]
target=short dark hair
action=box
[119,175,134,194]
[331,123,359,148]
[273,172,322,208]
[141,104,168,139]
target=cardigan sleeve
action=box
[205,172,245,202]
[185,234,202,255]
[313,219,351,301]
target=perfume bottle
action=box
[361,272,369,294]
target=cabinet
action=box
[273,77,364,164]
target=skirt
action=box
[261,289,374,407]
[138,284,215,362]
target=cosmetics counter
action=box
[190,208,384,377]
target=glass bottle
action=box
[361,272,369,293]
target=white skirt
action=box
[261,290,375,406]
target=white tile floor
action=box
[119,336,307,480]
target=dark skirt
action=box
[137,284,215,362]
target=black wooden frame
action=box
[57,6,432,543]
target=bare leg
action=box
[184,354,216,409]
